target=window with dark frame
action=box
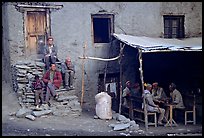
[163,15,185,39]
[92,14,114,43]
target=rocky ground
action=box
[2,81,202,136]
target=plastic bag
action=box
[95,92,112,120]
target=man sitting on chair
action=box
[143,83,166,125]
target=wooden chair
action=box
[175,94,196,125]
[131,97,157,127]
[184,95,196,125]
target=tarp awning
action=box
[113,33,202,53]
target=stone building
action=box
[2,2,202,113]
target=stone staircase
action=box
[11,59,82,120]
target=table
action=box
[165,104,178,127]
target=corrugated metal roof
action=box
[113,33,202,53]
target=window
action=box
[163,15,184,38]
[91,14,114,43]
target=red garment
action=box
[32,79,44,90]
[43,70,62,89]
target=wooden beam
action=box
[118,43,125,114]
[138,48,148,131]
[46,9,50,37]
[80,42,86,107]
[16,4,63,9]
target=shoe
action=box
[36,105,40,109]
[47,102,51,107]
[158,121,164,126]
[69,85,74,90]
[35,105,42,111]
[54,94,59,100]
[65,86,70,90]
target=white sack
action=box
[95,92,112,120]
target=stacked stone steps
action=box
[11,59,82,119]
[49,89,82,117]
[11,60,45,106]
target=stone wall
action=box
[2,3,12,86]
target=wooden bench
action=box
[133,108,157,127]
[130,96,157,127]
[121,96,157,127]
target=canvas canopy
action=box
[113,33,202,53]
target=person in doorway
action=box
[43,36,58,70]
[43,63,62,106]
[164,83,185,121]
[32,75,45,109]
[61,56,75,90]
[143,83,166,125]
[122,81,132,107]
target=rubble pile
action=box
[94,111,143,135]
[110,112,140,132]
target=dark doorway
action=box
[98,73,120,112]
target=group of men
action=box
[122,81,185,126]
[32,36,75,109]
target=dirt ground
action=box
[2,81,202,136]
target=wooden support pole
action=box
[193,94,196,125]
[119,43,124,114]
[80,42,86,107]
[138,48,148,131]
[103,64,107,91]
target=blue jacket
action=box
[43,45,57,57]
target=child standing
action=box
[32,75,45,109]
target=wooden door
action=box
[27,11,46,55]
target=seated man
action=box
[43,63,62,106]
[151,82,167,107]
[143,83,165,125]
[131,83,142,109]
[131,83,141,97]
[43,36,58,70]
[165,83,185,120]
[61,57,75,90]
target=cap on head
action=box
[47,36,53,41]
[144,83,147,87]
[152,82,158,87]
[146,83,152,88]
